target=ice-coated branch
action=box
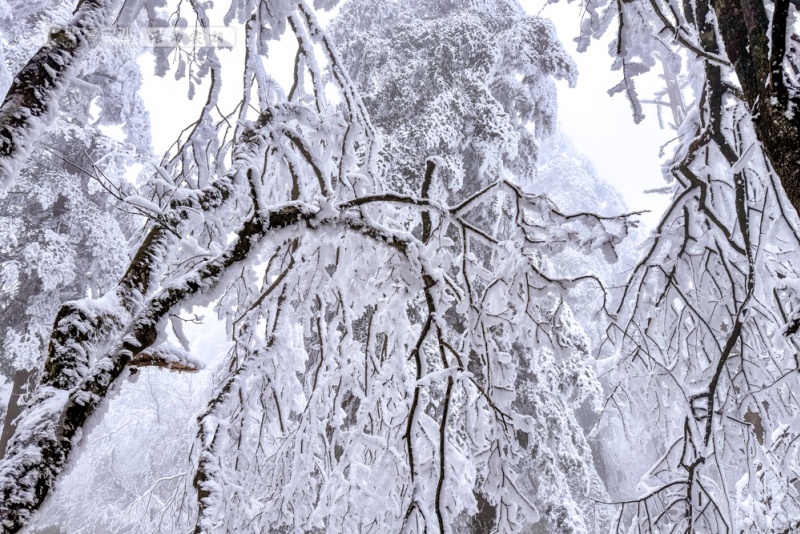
[597,0,800,523]
[129,347,203,372]
[645,0,729,66]
[0,107,278,530]
[0,180,317,532]
[41,111,270,393]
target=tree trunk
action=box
[712,0,800,215]
[0,369,34,459]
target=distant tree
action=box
[330,3,617,531]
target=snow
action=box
[0,0,126,188]
[124,194,165,214]
[3,0,800,532]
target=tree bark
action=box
[712,0,800,215]
[0,369,34,459]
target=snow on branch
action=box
[129,344,204,372]
[0,2,634,533]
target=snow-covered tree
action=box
[329,0,575,199]
[0,0,635,532]
[328,3,624,531]
[570,0,800,530]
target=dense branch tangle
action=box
[189,176,632,533]
[584,0,800,529]
[0,0,364,529]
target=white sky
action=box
[138,0,675,226]
[524,0,673,226]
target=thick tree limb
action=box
[0,113,271,531]
[130,345,203,372]
[0,189,313,532]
